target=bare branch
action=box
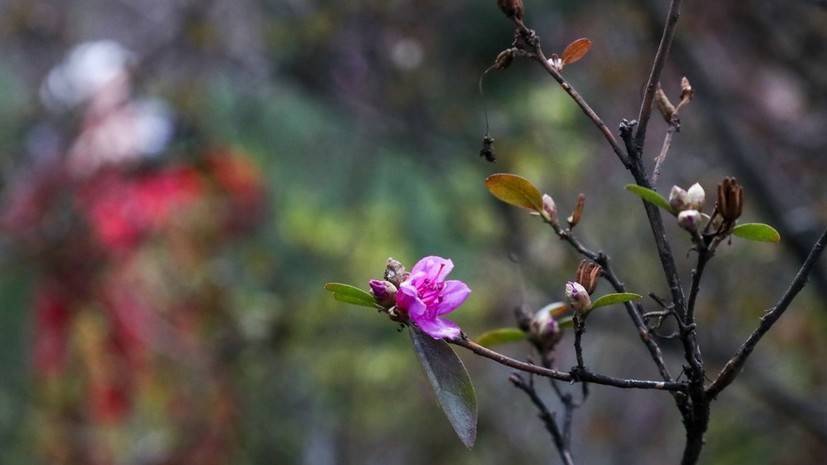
[706,227,827,399]
[634,0,684,155]
[510,373,575,465]
[450,337,686,392]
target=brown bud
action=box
[574,260,602,295]
[567,193,585,229]
[654,85,676,123]
[680,76,694,103]
[716,177,744,224]
[493,49,515,70]
[384,258,409,287]
[497,0,524,21]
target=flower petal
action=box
[396,282,426,318]
[414,316,461,340]
[435,280,471,315]
[411,256,454,282]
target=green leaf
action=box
[476,328,526,348]
[484,173,544,211]
[625,185,674,214]
[590,292,642,310]
[410,328,478,448]
[732,223,781,243]
[324,282,377,308]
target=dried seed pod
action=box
[567,193,586,229]
[717,177,744,224]
[497,0,524,22]
[655,85,676,123]
[574,260,602,295]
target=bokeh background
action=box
[0,0,826,464]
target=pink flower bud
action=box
[529,307,562,353]
[678,209,702,233]
[541,194,558,224]
[669,185,689,212]
[369,279,397,306]
[686,183,705,210]
[565,281,591,312]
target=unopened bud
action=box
[686,183,705,210]
[669,185,689,212]
[678,209,702,233]
[369,279,397,307]
[655,85,676,123]
[717,177,744,224]
[680,77,694,103]
[529,307,562,353]
[384,258,408,287]
[497,0,524,22]
[541,194,558,224]
[565,281,592,313]
[574,260,602,295]
[567,193,585,229]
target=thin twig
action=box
[573,315,590,399]
[509,20,630,167]
[510,374,575,465]
[706,226,827,399]
[652,123,678,183]
[633,0,684,155]
[450,338,686,391]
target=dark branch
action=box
[706,227,827,399]
[633,0,684,154]
[510,374,575,465]
[450,338,686,392]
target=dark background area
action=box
[0,0,826,464]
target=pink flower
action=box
[395,256,471,340]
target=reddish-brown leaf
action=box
[561,38,592,65]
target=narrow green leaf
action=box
[476,328,526,348]
[590,292,642,310]
[732,223,781,243]
[324,282,377,308]
[484,173,544,211]
[410,328,478,448]
[625,185,674,214]
[558,316,574,329]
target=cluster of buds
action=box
[716,177,744,227]
[654,76,694,124]
[669,183,705,233]
[539,193,585,230]
[368,258,409,319]
[566,260,602,312]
